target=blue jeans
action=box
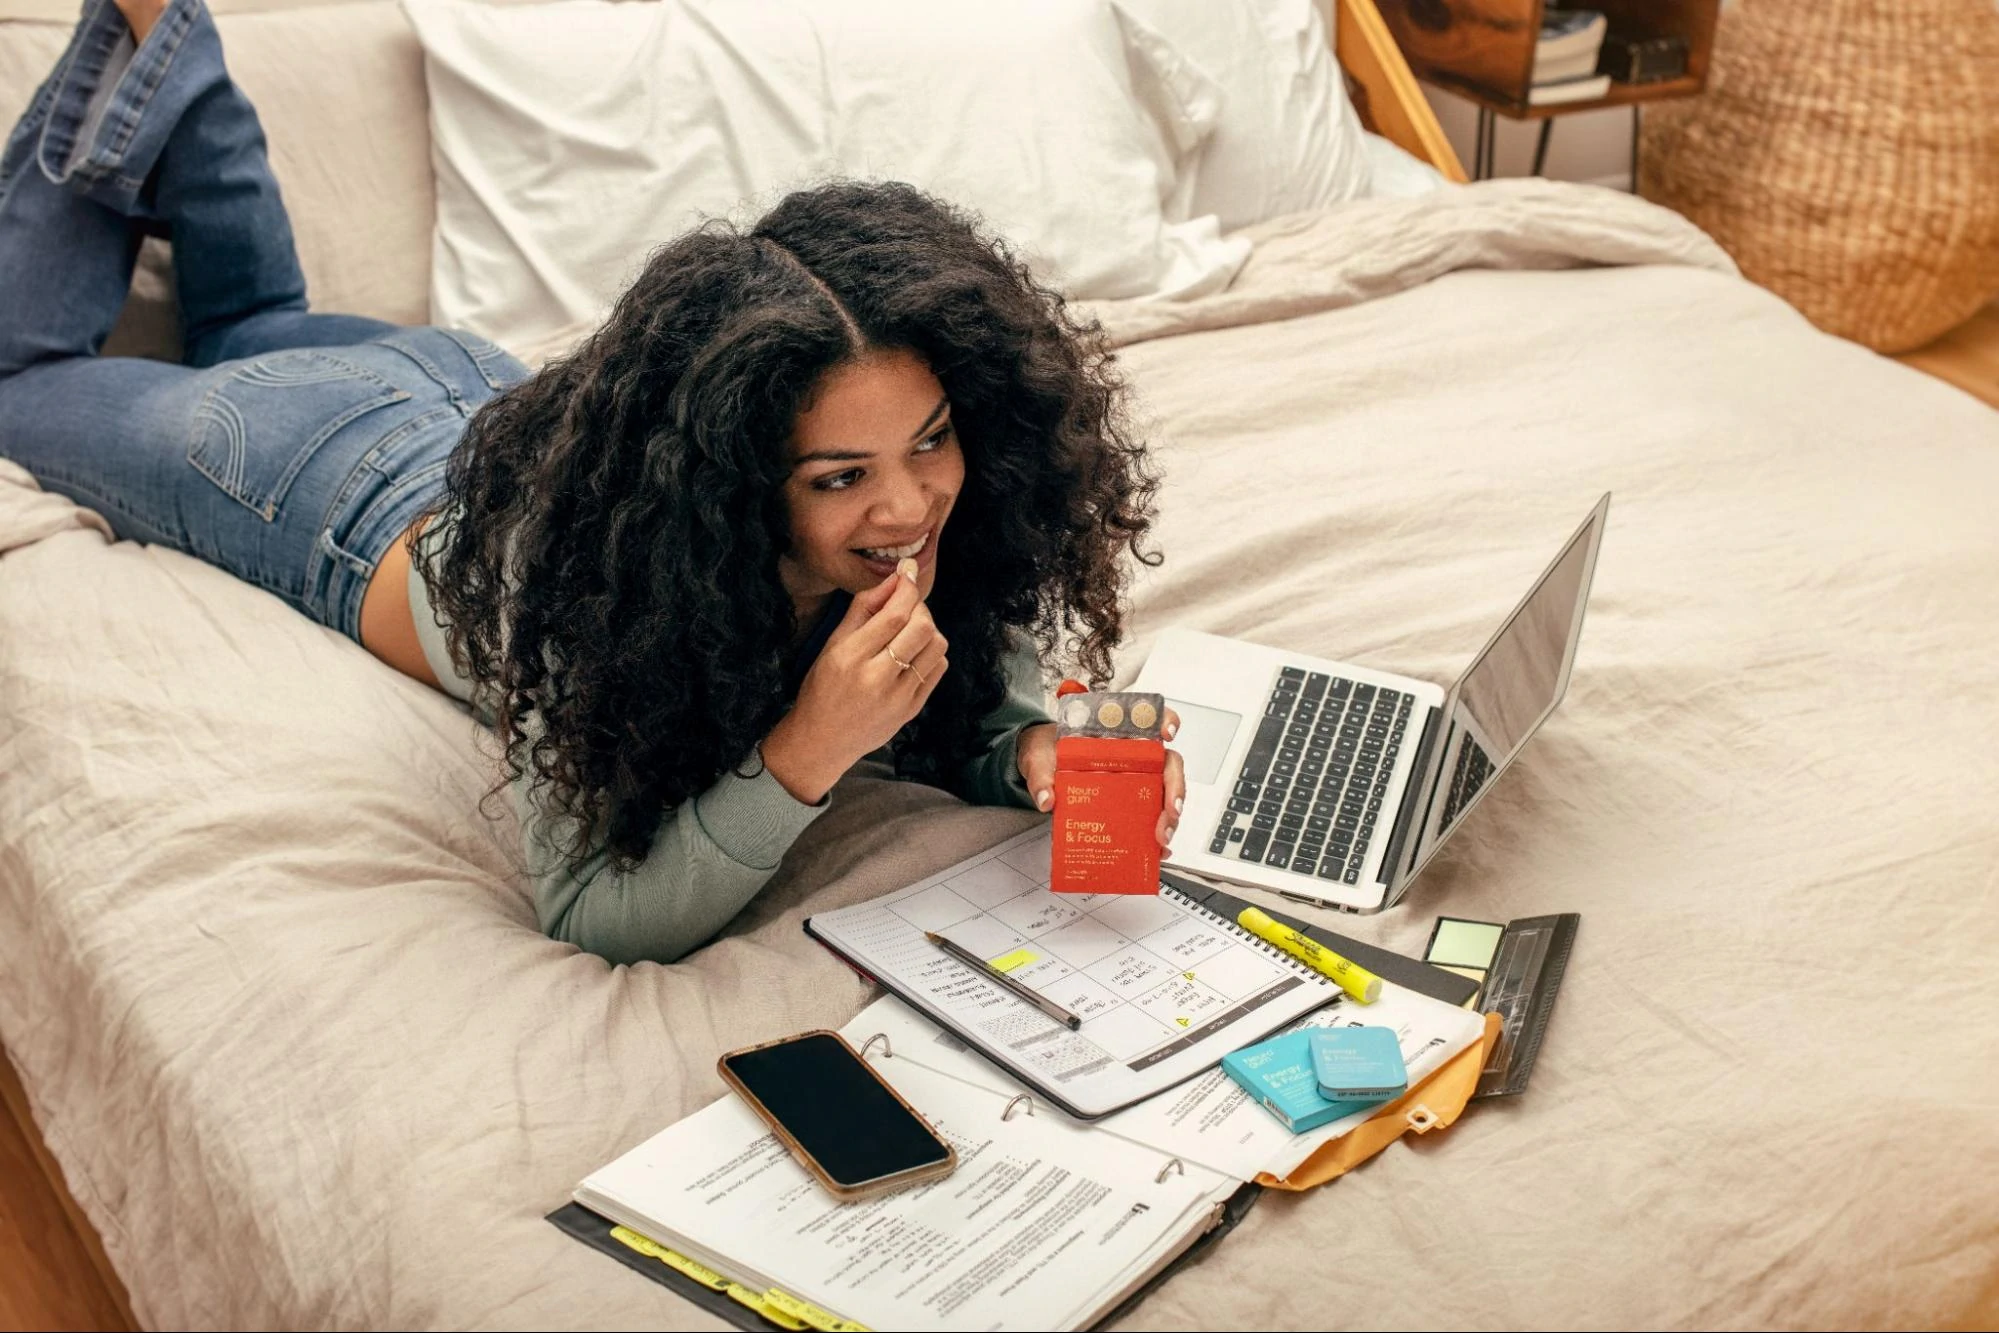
[0,0,527,639]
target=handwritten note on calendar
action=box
[806,826,1337,1117]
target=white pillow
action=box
[1363,131,1452,199]
[404,0,1251,354]
[1117,0,1372,232]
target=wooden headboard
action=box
[1335,0,1469,183]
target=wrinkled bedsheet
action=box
[3,180,1996,1330]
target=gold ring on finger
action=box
[888,651,915,672]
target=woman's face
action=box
[781,347,964,614]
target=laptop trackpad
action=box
[1162,698,1241,787]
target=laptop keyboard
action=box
[1439,733,1494,831]
[1208,667,1412,885]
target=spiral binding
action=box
[1157,883,1336,990]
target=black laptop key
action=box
[1228,797,1255,814]
[1209,836,1228,854]
[1229,826,1245,842]
[1291,854,1317,876]
[1252,813,1276,831]
[1266,843,1294,870]
[1306,814,1332,833]
[1241,828,1270,860]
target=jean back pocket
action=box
[188,350,410,520]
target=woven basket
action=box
[1640,0,1999,354]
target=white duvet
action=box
[3,180,1996,1330]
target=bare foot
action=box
[111,0,168,44]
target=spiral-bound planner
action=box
[805,826,1341,1118]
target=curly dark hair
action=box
[421,180,1160,868]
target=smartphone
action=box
[717,1030,957,1200]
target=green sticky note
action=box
[1426,917,1505,969]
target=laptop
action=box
[1133,494,1610,915]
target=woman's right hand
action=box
[762,559,948,804]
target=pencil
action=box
[923,931,1084,1031]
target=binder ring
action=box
[1155,1158,1185,1184]
[1001,1094,1035,1122]
[859,1033,892,1061]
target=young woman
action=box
[0,0,1186,964]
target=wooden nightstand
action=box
[1372,0,1719,184]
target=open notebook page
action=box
[854,980,1487,1183]
[575,1049,1238,1332]
[806,826,1338,1117]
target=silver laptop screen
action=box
[1398,497,1607,892]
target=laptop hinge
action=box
[1378,703,1443,896]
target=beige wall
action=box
[1425,87,1639,189]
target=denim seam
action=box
[99,0,197,165]
[337,456,449,558]
[435,327,520,392]
[306,444,427,625]
[322,459,450,639]
[35,14,122,182]
[376,333,470,413]
[360,405,458,477]
[184,353,410,519]
[0,66,62,194]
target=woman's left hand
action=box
[1016,709,1186,852]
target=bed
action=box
[3,1,1997,1329]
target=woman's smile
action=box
[851,523,940,581]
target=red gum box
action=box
[1051,735,1165,895]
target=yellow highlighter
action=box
[1237,907,1383,1003]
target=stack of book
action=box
[1530,7,1610,105]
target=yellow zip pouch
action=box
[1258,1012,1500,1190]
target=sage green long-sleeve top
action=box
[409,553,1048,965]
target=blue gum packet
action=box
[1222,1029,1399,1134]
[1309,1026,1409,1100]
